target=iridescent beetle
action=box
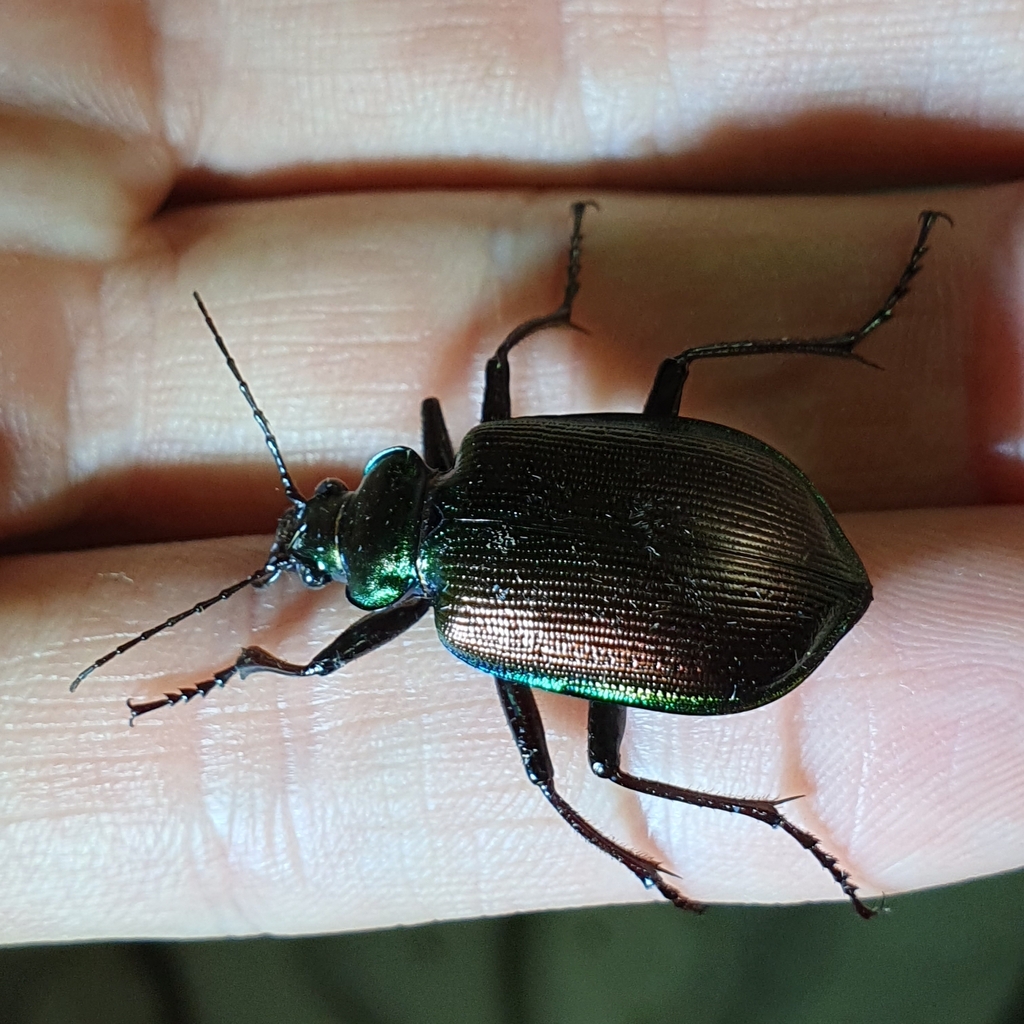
[73,204,948,916]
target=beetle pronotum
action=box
[73,204,949,916]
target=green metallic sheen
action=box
[417,414,870,715]
[341,447,429,610]
[282,483,348,585]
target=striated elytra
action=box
[72,203,949,918]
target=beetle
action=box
[72,203,948,917]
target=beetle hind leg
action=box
[495,678,704,911]
[481,202,594,422]
[643,210,951,418]
[587,701,876,919]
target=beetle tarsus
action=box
[610,769,874,917]
[127,669,236,724]
[124,600,432,723]
[773,819,875,918]
[586,700,875,916]
[667,891,708,914]
[643,209,952,419]
[481,202,595,420]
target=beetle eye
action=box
[298,565,332,588]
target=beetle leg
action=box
[643,210,952,418]
[494,678,705,911]
[127,597,431,722]
[481,202,594,421]
[421,397,455,472]
[586,701,875,919]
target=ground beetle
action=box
[73,203,948,917]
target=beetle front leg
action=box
[643,210,951,419]
[481,202,593,422]
[587,701,875,918]
[126,597,431,722]
[495,679,704,911]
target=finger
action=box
[161,0,1021,192]
[4,1,1024,257]
[0,187,1009,550]
[3,505,1022,942]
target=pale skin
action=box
[1,0,1023,944]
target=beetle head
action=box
[268,477,350,588]
[70,295,353,695]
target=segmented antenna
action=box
[71,295,301,693]
[193,292,303,506]
[69,566,274,692]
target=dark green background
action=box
[4,871,1023,1023]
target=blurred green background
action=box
[3,870,1023,1023]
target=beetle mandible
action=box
[73,203,949,918]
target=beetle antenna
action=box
[192,293,304,506]
[69,565,274,692]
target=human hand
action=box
[2,1,1023,944]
